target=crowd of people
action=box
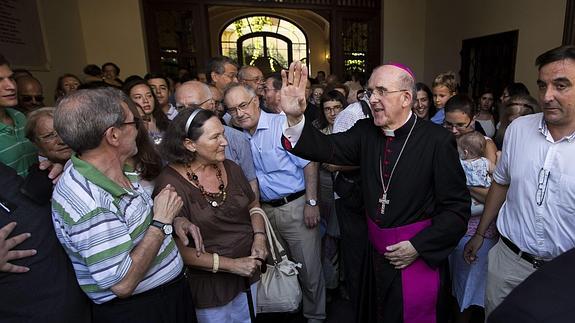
[1,44,575,323]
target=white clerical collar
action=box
[383,112,413,137]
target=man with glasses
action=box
[51,87,196,322]
[238,65,274,114]
[0,54,38,177]
[207,56,238,92]
[464,45,575,318]
[282,62,469,322]
[174,81,259,202]
[224,82,326,323]
[16,75,44,114]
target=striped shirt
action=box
[51,155,183,304]
[0,108,37,177]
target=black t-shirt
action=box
[0,163,92,323]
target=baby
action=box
[457,131,494,212]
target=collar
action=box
[382,112,414,137]
[71,154,134,198]
[255,110,273,132]
[538,113,575,142]
[0,108,23,131]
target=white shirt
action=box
[333,100,370,133]
[494,113,575,259]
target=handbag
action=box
[256,210,303,313]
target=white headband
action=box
[185,109,202,135]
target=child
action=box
[449,131,498,323]
[430,71,457,124]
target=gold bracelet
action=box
[212,253,220,273]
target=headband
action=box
[386,62,416,80]
[185,109,202,135]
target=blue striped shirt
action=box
[51,155,183,304]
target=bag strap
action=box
[252,207,288,264]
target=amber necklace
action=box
[186,163,227,207]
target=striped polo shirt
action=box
[51,155,183,304]
[0,108,37,177]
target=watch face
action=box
[164,224,173,235]
[307,199,317,206]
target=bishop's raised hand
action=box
[281,61,308,126]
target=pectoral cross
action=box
[379,193,390,215]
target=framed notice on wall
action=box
[0,0,49,70]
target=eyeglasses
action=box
[443,119,473,130]
[223,72,237,79]
[121,118,141,130]
[243,77,264,83]
[227,96,255,116]
[323,105,343,113]
[20,95,44,103]
[37,130,60,143]
[536,168,550,206]
[365,87,408,100]
[176,98,214,110]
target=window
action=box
[221,16,308,72]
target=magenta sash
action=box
[367,218,439,323]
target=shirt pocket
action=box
[260,149,283,173]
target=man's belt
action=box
[501,236,548,269]
[262,190,305,207]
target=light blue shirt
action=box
[224,125,256,181]
[431,108,445,125]
[246,111,309,201]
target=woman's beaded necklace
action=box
[185,163,227,207]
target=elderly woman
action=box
[123,79,170,146]
[25,107,72,164]
[154,107,267,323]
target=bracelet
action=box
[253,231,266,237]
[212,253,220,273]
[475,231,486,238]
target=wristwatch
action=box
[305,199,318,206]
[151,220,173,235]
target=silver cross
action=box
[379,193,390,215]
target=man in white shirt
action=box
[464,45,575,316]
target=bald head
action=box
[17,76,44,114]
[175,80,215,112]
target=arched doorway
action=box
[220,15,308,75]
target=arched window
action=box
[221,16,308,74]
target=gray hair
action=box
[25,107,55,142]
[54,88,127,153]
[223,82,257,103]
[237,65,260,82]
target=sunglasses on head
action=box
[20,95,44,103]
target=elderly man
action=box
[16,75,44,114]
[0,54,37,177]
[51,88,195,322]
[281,62,469,323]
[174,80,260,202]
[207,56,238,92]
[224,83,325,323]
[465,45,575,317]
[25,107,72,164]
